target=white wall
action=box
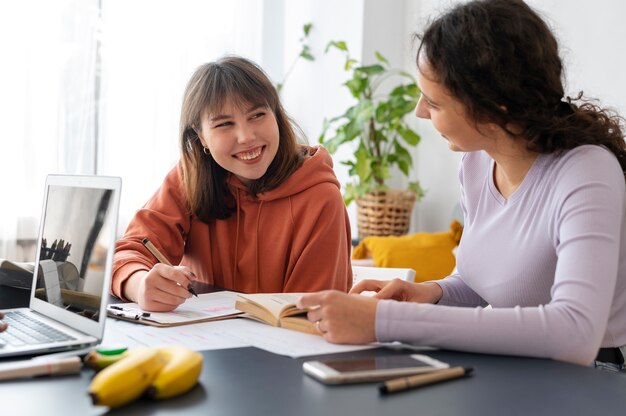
[278,0,365,238]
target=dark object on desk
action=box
[303,354,449,384]
[0,285,31,309]
[596,347,625,365]
[379,366,473,395]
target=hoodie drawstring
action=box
[255,200,264,293]
[233,188,241,289]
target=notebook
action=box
[0,174,121,357]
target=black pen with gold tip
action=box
[379,366,474,395]
[142,237,198,297]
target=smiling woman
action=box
[111,56,353,312]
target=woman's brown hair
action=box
[179,56,304,221]
[416,0,626,177]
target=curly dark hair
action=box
[416,0,626,178]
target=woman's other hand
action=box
[297,290,378,344]
[350,279,443,304]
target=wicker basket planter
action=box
[355,189,416,237]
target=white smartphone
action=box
[302,354,449,384]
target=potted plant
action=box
[319,41,424,237]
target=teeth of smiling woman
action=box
[237,148,262,160]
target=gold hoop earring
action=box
[203,147,210,156]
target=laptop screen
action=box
[34,184,117,322]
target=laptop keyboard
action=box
[0,310,76,347]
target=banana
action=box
[84,349,130,371]
[88,347,167,408]
[145,345,204,400]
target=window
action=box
[0,0,264,261]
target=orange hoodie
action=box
[111,145,352,298]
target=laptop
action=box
[0,174,121,357]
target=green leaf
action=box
[405,83,419,96]
[394,141,413,175]
[303,23,312,37]
[323,128,347,153]
[398,126,421,146]
[351,99,374,125]
[374,51,389,65]
[394,141,412,163]
[300,47,315,61]
[343,183,358,206]
[375,102,389,123]
[356,64,385,76]
[345,77,368,98]
[397,159,410,176]
[389,84,407,97]
[326,40,348,53]
[408,181,426,200]
[354,144,373,183]
[343,119,364,141]
[345,58,358,71]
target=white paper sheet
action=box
[109,317,376,358]
[224,318,377,358]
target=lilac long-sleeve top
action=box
[376,145,626,365]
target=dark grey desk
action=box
[2,285,626,415]
[1,346,626,416]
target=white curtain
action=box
[0,0,99,261]
[0,0,264,261]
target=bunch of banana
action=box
[87,345,204,408]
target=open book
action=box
[0,259,35,289]
[234,293,319,335]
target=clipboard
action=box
[107,291,243,327]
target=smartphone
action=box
[302,354,449,384]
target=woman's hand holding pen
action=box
[123,264,197,312]
[350,279,443,304]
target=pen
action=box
[379,366,474,395]
[0,356,82,381]
[142,237,198,297]
[108,305,151,317]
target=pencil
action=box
[379,366,474,395]
[142,237,198,297]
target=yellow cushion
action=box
[352,221,463,282]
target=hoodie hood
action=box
[226,144,341,291]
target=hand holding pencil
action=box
[142,238,198,298]
[120,238,198,312]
